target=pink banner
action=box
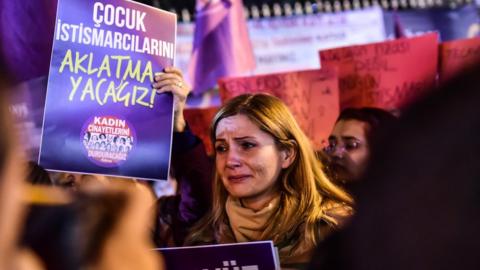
[184,106,219,155]
[439,37,480,82]
[219,69,339,149]
[319,33,438,110]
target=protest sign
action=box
[157,241,280,270]
[39,0,176,180]
[319,33,438,111]
[218,69,339,149]
[184,107,219,155]
[439,37,480,82]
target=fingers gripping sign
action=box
[153,67,191,132]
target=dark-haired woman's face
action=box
[214,114,293,210]
[326,119,370,183]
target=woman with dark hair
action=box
[309,63,480,270]
[153,68,352,267]
[324,107,397,185]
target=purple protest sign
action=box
[39,0,177,181]
[157,241,280,270]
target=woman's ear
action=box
[280,141,297,169]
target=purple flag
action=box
[188,0,256,95]
[0,0,57,83]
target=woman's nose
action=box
[225,148,242,168]
[329,145,346,159]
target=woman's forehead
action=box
[216,115,257,132]
[215,114,275,141]
[331,119,369,141]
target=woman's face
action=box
[215,114,293,208]
[326,119,370,183]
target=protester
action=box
[323,108,397,186]
[153,68,353,268]
[75,180,164,270]
[20,180,164,270]
[309,63,480,270]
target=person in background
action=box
[153,68,353,268]
[309,63,480,270]
[323,108,397,187]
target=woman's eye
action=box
[241,142,256,150]
[345,141,359,150]
[215,145,228,153]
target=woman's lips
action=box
[227,174,251,183]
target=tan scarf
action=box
[225,195,280,242]
[225,196,313,265]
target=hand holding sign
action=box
[153,67,191,132]
[39,0,177,181]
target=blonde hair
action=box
[186,94,352,257]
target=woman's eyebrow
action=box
[233,136,255,140]
[341,136,361,141]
